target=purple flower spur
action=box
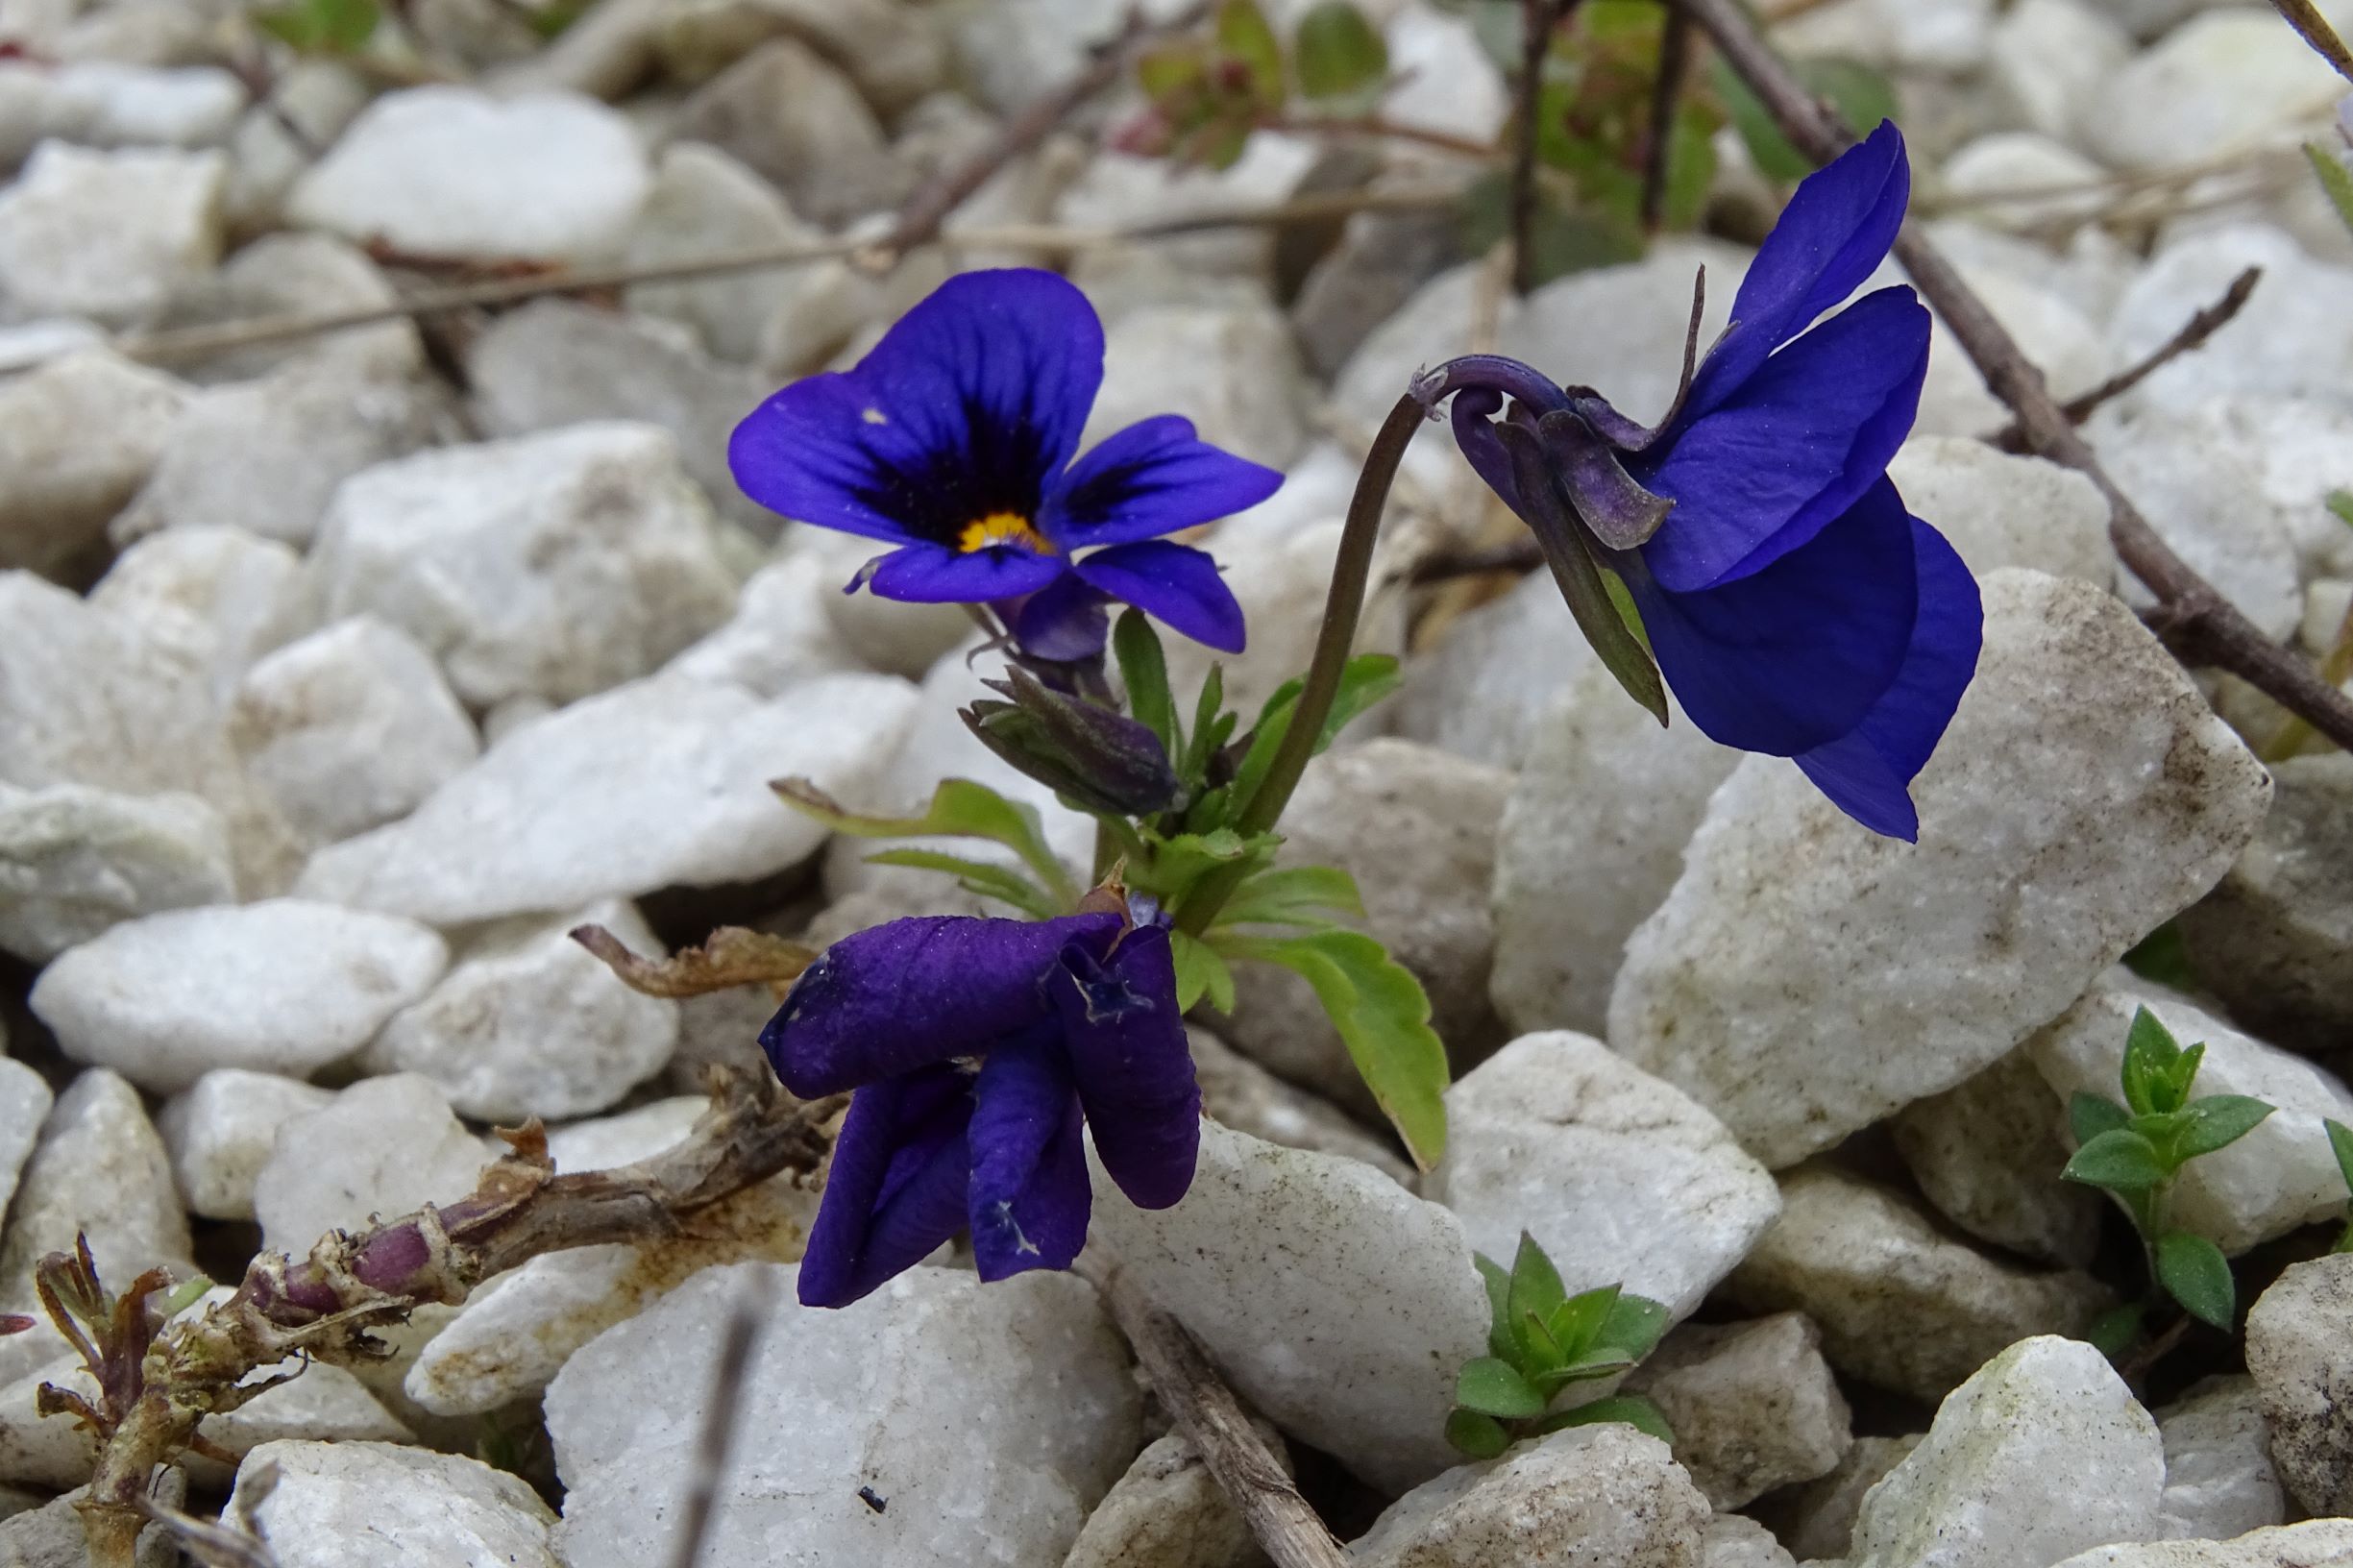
[762,911,1200,1309]
[728,267,1283,661]
[1435,122,1982,840]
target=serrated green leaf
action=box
[1210,864,1365,928]
[1216,0,1286,106]
[1532,1394,1675,1445]
[1445,1406,1512,1458]
[2071,1092,2132,1148]
[2121,1006,2184,1115]
[1114,610,1182,766]
[1295,0,1386,103]
[1546,1283,1620,1362]
[2063,1127,2168,1190]
[1716,56,1896,184]
[1216,927,1448,1167]
[2156,1230,2235,1329]
[2087,1301,2146,1360]
[860,849,1060,920]
[2174,1094,2275,1160]
[1590,1291,1671,1363]
[2307,141,2353,238]
[772,776,1075,909]
[1455,1356,1547,1418]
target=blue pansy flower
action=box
[1441,122,1981,840]
[762,911,1199,1309]
[729,268,1284,660]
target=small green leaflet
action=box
[1533,1395,1674,1445]
[255,0,380,50]
[2307,142,2353,238]
[2063,1127,2167,1191]
[1113,610,1182,766]
[1294,0,1387,104]
[2155,1230,2235,1329]
[1210,865,1365,927]
[1168,929,1238,1014]
[772,776,1075,910]
[1455,1357,1546,1419]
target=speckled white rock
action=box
[0,348,188,577]
[1489,668,1740,1037]
[1608,572,2272,1169]
[1915,269,2109,437]
[2107,227,2353,419]
[778,526,972,680]
[1348,1424,1709,1568]
[368,899,675,1120]
[1762,1434,1924,1564]
[1189,1025,1412,1184]
[31,899,447,1093]
[230,617,479,845]
[547,1262,1140,1568]
[1626,1312,1850,1510]
[159,1068,335,1222]
[1086,1119,1487,1494]
[2030,982,2353,1255]
[230,1439,559,1568]
[0,1070,193,1324]
[2090,407,2301,643]
[2054,1522,2353,1567]
[1430,1033,1778,1323]
[1084,302,1309,472]
[86,526,306,708]
[1704,1514,1798,1568]
[303,422,739,710]
[0,1062,48,1235]
[1892,1049,2103,1266]
[1390,567,1598,771]
[288,86,649,263]
[663,551,856,697]
[1849,1337,2165,1568]
[2245,1253,2353,1518]
[0,142,223,327]
[2157,1377,2291,1542]
[0,785,235,963]
[667,39,903,227]
[299,671,917,924]
[253,1073,490,1255]
[1886,437,2116,588]
[1064,1429,1274,1568]
[2080,11,2346,173]
[1725,1165,2112,1402]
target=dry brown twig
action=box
[1508,0,1581,294]
[2270,0,2353,85]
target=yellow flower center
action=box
[958,511,1052,555]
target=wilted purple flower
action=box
[728,268,1282,660]
[762,911,1199,1309]
[1441,122,1981,840]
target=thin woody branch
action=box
[2270,0,2353,85]
[1509,0,1580,293]
[1679,0,2353,755]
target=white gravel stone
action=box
[1064,1429,1271,1568]
[298,671,917,924]
[669,38,904,226]
[1704,1513,1798,1568]
[87,525,306,708]
[1726,1165,2112,1402]
[1892,1048,2103,1266]
[0,348,188,577]
[0,1062,48,1233]
[623,140,815,363]
[1389,567,1596,771]
[1189,1025,1412,1185]
[2108,227,2353,420]
[2090,407,2301,643]
[0,1069,193,1324]
[1430,1033,1779,1323]
[1086,1119,1488,1494]
[1624,1313,1851,1509]
[229,617,478,846]
[302,421,740,710]
[159,1068,335,1222]
[288,86,650,263]
[547,1262,1140,1568]
[1989,0,2132,143]
[2245,1252,2353,1518]
[0,141,223,328]
[1886,436,2117,588]
[0,61,243,167]
[228,1439,559,1568]
[368,898,676,1120]
[1608,572,2272,1169]
[1348,1424,1709,1568]
[2053,1522,2353,1567]
[1915,269,2109,437]
[2080,11,2346,173]
[1761,1433,1924,1564]
[160,229,420,381]
[220,59,370,237]
[2030,982,2353,1254]
[1489,668,1740,1037]
[2157,1377,2291,1542]
[0,785,234,963]
[663,551,857,697]
[779,526,972,680]
[31,899,447,1093]
[1849,1336,2165,1568]
[0,1476,182,1567]
[1773,0,1994,70]
[1085,302,1310,472]
[252,1073,491,1255]
[1940,135,2112,234]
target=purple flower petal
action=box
[1039,415,1284,551]
[1006,573,1112,662]
[763,913,1121,1097]
[1636,286,1929,593]
[1795,511,1981,840]
[797,1064,973,1309]
[1681,121,1910,421]
[1628,475,1920,757]
[864,541,1067,603]
[729,268,1105,550]
[967,1034,1091,1279]
[1073,540,1246,652]
[1049,926,1199,1211]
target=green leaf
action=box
[2087,1301,2146,1360]
[1545,1283,1620,1363]
[2330,491,2353,532]
[256,0,380,49]
[1716,56,1896,184]
[772,776,1075,909]
[159,1275,216,1319]
[2156,1230,2236,1329]
[2062,1127,2168,1191]
[1455,1356,1547,1418]
[2307,141,2353,238]
[1445,1406,1512,1459]
[1138,42,1209,102]
[1532,1395,1675,1445]
[860,849,1060,920]
[1294,0,1387,103]
[2121,1006,2185,1116]
[1507,1232,1569,1347]
[1114,610,1182,765]
[1168,929,1237,1014]
[2329,1118,2353,1194]
[1210,864,1365,928]
[2070,1092,2132,1148]
[1589,1291,1671,1364]
[1230,654,1404,815]
[1216,927,1449,1168]
[2121,921,2194,988]
[1184,663,1230,787]
[1475,1253,1516,1362]
[2174,1095,2275,1160]
[1216,0,1286,106]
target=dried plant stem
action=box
[2271,0,2353,84]
[1101,1273,1349,1568]
[1679,0,2353,755]
[1509,0,1581,293]
[1639,8,1695,231]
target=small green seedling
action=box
[1445,1232,1672,1459]
[2325,1118,2353,1255]
[2065,1006,2274,1350]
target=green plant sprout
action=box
[1445,1233,1672,1459]
[2064,1006,2275,1353]
[2325,1118,2353,1255]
